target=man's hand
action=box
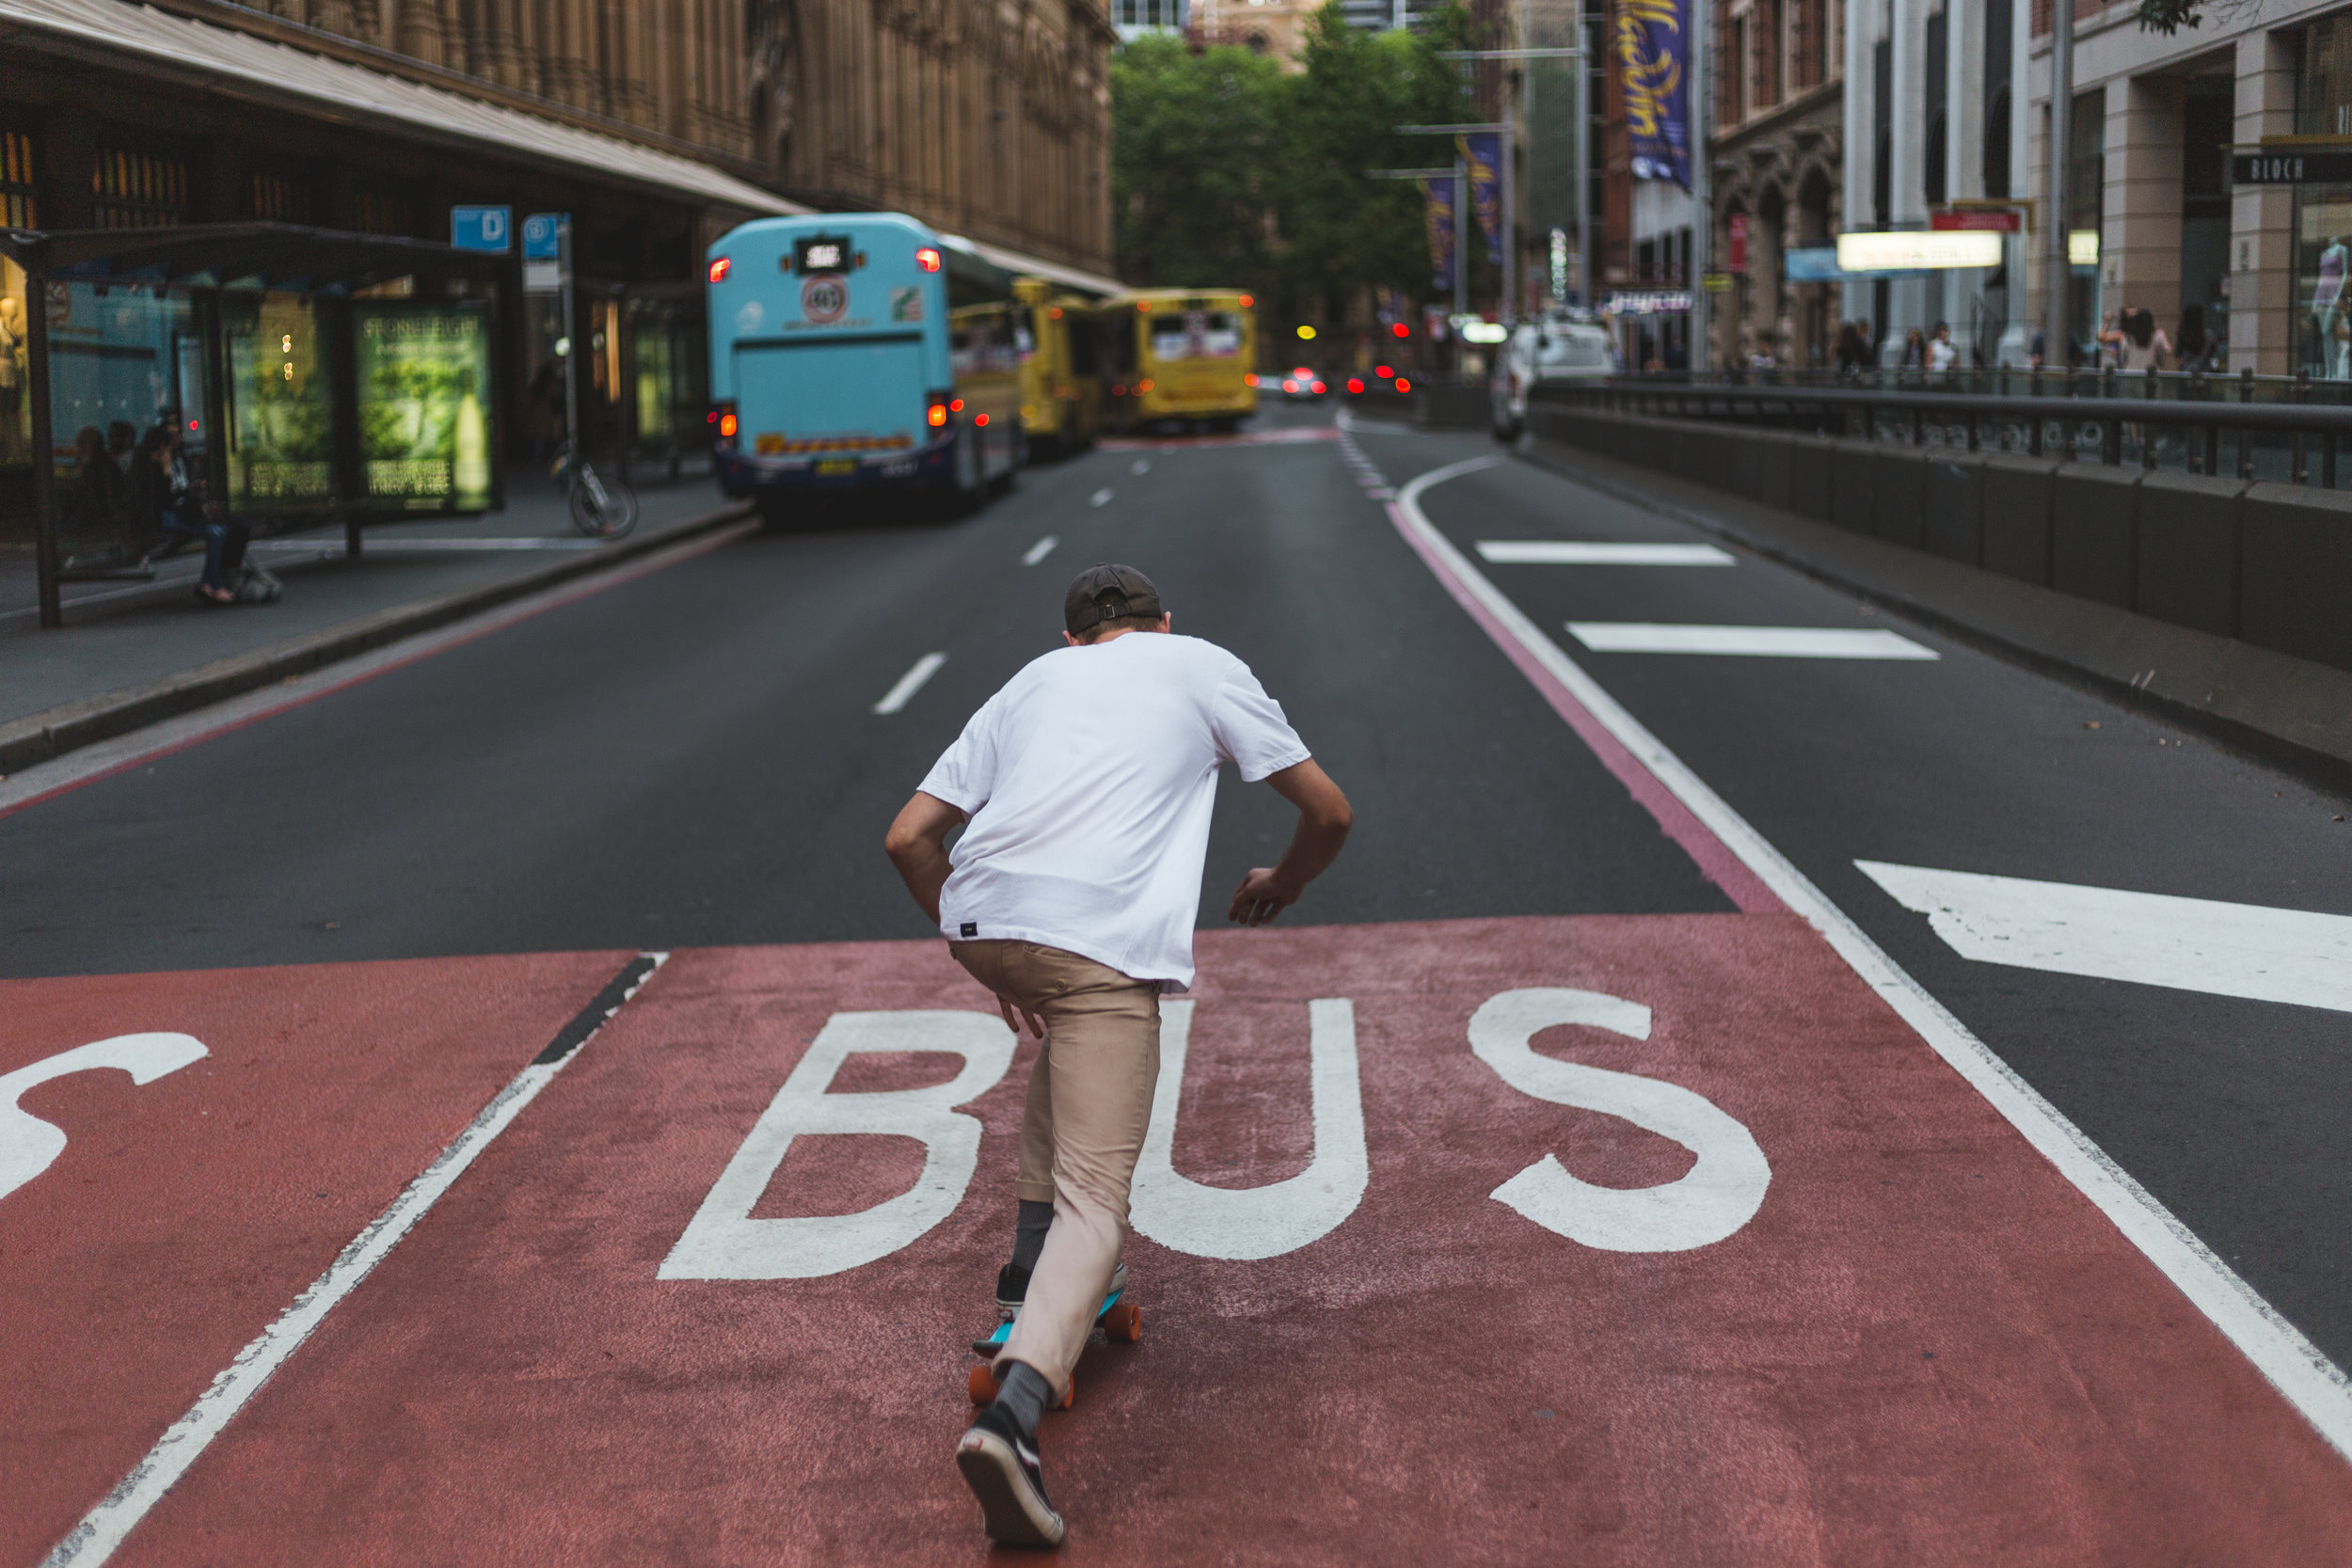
[996,994,1048,1039]
[1227,759,1352,927]
[882,791,966,927]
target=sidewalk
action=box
[0,463,743,768]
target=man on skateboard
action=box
[885,564,1353,1547]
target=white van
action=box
[1490,316,1613,439]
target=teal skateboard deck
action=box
[967,1284,1143,1407]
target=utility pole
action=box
[559,214,580,455]
[2045,0,2074,370]
[1688,0,1710,372]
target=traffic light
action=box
[1391,322,1410,339]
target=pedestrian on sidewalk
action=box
[137,423,249,606]
[883,563,1353,1550]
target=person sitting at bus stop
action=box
[138,423,249,606]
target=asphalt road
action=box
[5,398,2350,1560]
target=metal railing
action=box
[1536,373,2352,487]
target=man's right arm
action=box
[883,791,966,927]
[1228,759,1353,927]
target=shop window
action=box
[92,149,189,229]
[248,172,314,224]
[2294,187,2352,380]
[2,130,36,227]
[2300,12,2352,136]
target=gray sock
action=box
[1011,1200,1054,1273]
[993,1360,1055,1442]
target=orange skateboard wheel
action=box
[1103,1301,1143,1343]
[968,1365,998,1405]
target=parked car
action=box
[1276,365,1327,401]
[1490,316,1612,439]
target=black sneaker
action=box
[956,1403,1066,1548]
[996,1258,1124,1318]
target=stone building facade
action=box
[1709,0,1844,366]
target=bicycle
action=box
[552,442,640,539]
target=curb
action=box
[0,503,751,778]
[1511,436,2352,800]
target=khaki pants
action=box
[952,940,1160,1400]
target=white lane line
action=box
[1022,535,1059,566]
[872,651,948,715]
[1478,541,1737,566]
[1131,459,1151,475]
[1391,456,2352,1461]
[1566,624,1940,659]
[40,955,669,1568]
[1856,862,2352,1014]
[1089,488,1113,507]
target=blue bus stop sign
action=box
[522,214,564,260]
[451,206,513,254]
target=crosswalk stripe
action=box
[1566,623,1939,659]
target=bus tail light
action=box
[711,402,739,444]
[707,257,731,283]
[1111,384,1126,397]
[1240,293,1254,308]
[1136,378,1153,393]
[916,247,943,272]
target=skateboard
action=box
[966,1282,1143,1408]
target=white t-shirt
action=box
[918,632,1311,990]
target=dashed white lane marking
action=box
[1566,624,1940,659]
[1479,541,1737,566]
[1089,488,1113,507]
[871,652,948,716]
[1131,459,1151,475]
[1857,862,2352,1014]
[1394,453,2352,1462]
[40,957,668,1567]
[1022,536,1058,566]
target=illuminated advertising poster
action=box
[355,304,495,512]
[226,293,333,509]
[1618,0,1690,188]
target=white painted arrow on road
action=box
[1857,861,2352,1014]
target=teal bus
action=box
[706,214,1024,513]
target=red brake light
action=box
[1395,377,1411,392]
[1346,378,1364,394]
[1282,380,1297,392]
[707,257,731,283]
[718,413,739,438]
[1391,322,1409,339]
[916,247,943,272]
[1311,380,1326,393]
[1112,384,1126,396]
[1375,366,1392,378]
[928,404,948,427]
[976,413,990,427]
[949,398,964,412]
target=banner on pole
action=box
[1616,0,1690,188]
[1420,178,1456,294]
[1457,133,1504,265]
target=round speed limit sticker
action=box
[801,275,849,324]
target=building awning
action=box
[0,0,806,218]
[0,223,509,291]
[962,239,1122,297]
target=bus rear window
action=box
[1151,309,1243,361]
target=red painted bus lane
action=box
[0,952,631,1567]
[83,918,2352,1565]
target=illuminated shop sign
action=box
[1834,231,2004,271]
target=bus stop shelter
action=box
[3,223,510,628]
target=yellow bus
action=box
[1013,277,1102,456]
[1097,289,1257,434]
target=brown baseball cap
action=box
[1064,563,1164,634]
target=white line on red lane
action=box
[1857,861,2352,1013]
[872,652,948,716]
[0,519,758,822]
[1391,454,2352,1460]
[1566,623,1940,659]
[39,954,670,1568]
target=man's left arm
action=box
[883,791,966,927]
